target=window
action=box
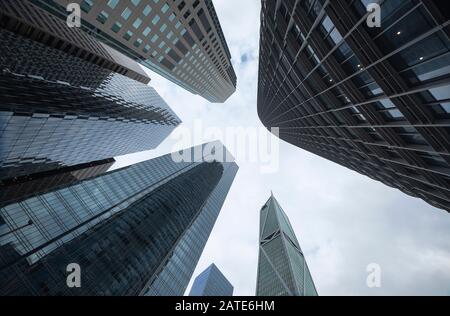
[107,0,119,9]
[111,22,122,33]
[133,18,143,29]
[96,11,109,24]
[121,8,132,20]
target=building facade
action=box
[257,0,450,212]
[256,194,317,296]
[0,0,150,84]
[189,263,234,296]
[0,142,238,296]
[35,0,237,103]
[0,25,180,181]
[0,158,115,208]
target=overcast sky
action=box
[115,0,450,296]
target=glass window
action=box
[133,18,143,29]
[107,0,119,9]
[121,8,132,20]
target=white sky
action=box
[115,0,450,296]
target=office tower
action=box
[257,0,450,212]
[0,158,115,208]
[189,264,234,296]
[0,0,150,84]
[0,142,239,296]
[256,194,317,296]
[35,0,237,103]
[0,24,180,182]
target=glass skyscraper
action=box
[257,0,450,212]
[33,0,237,103]
[0,142,238,296]
[0,26,180,181]
[189,263,234,296]
[0,158,115,208]
[256,194,318,296]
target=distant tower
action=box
[189,264,233,296]
[256,194,318,296]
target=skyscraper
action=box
[0,142,238,296]
[257,0,450,212]
[189,263,234,296]
[35,0,237,103]
[0,158,115,208]
[0,24,180,181]
[0,0,150,85]
[256,194,317,296]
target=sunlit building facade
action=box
[258,0,450,212]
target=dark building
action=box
[0,26,180,181]
[34,0,237,103]
[0,158,115,208]
[256,194,317,296]
[257,0,450,212]
[189,263,234,296]
[0,142,238,296]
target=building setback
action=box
[35,0,237,103]
[189,263,234,296]
[257,0,450,212]
[0,142,238,296]
[0,26,180,181]
[256,194,317,296]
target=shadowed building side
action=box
[257,0,450,212]
[0,142,238,296]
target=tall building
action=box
[257,0,450,212]
[0,142,238,296]
[189,263,234,296]
[35,0,237,103]
[0,0,150,85]
[0,23,180,181]
[0,158,115,208]
[256,194,317,296]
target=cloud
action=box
[115,0,450,296]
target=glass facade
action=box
[144,146,238,296]
[258,0,450,212]
[0,0,151,84]
[34,0,237,103]
[0,28,180,181]
[0,158,115,208]
[189,263,234,296]
[256,194,318,296]
[0,142,238,296]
